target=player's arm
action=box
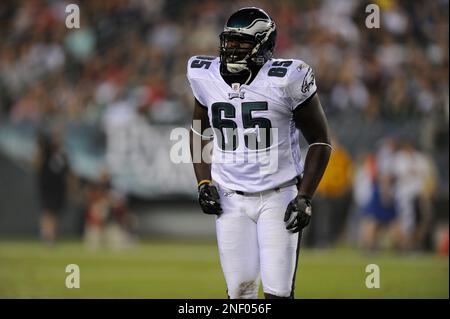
[294,93,331,198]
[189,98,222,215]
[284,93,331,232]
[190,98,212,183]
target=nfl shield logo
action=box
[229,83,245,99]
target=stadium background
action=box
[0,0,448,298]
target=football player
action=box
[188,7,331,299]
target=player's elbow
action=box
[308,128,331,147]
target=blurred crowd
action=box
[304,134,442,253]
[0,0,448,252]
[355,137,439,252]
[0,0,448,125]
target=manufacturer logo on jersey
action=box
[296,63,308,72]
[223,191,234,197]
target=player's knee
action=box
[228,280,259,299]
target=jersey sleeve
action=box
[286,61,317,111]
[186,56,209,107]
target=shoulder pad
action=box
[187,55,218,80]
[263,59,304,87]
[266,58,317,110]
[288,60,316,94]
[186,56,219,106]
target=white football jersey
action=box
[187,56,317,192]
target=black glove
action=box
[198,183,223,216]
[284,195,312,233]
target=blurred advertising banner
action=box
[104,114,196,199]
[0,118,197,200]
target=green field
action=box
[0,240,448,298]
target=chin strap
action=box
[222,62,256,86]
[226,62,248,73]
[244,68,253,85]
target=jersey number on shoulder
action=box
[190,56,215,69]
[268,60,292,78]
[211,102,272,151]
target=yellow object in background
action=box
[316,142,354,198]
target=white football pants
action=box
[215,183,301,299]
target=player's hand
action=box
[284,195,312,233]
[198,183,223,216]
